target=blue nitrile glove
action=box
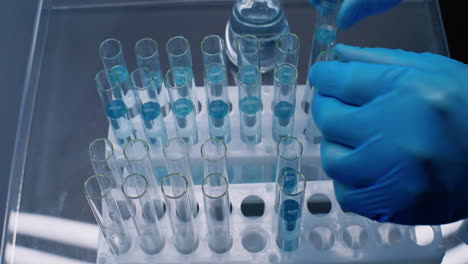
[309,0,403,29]
[309,44,468,225]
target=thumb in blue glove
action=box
[309,44,468,225]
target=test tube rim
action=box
[201,35,225,57]
[164,67,190,90]
[165,36,191,57]
[84,174,111,200]
[201,173,229,199]
[237,65,261,86]
[130,67,155,91]
[279,170,306,196]
[203,63,227,84]
[277,136,304,161]
[135,37,159,60]
[316,49,341,63]
[99,38,123,60]
[95,69,121,92]
[236,34,260,55]
[163,137,189,161]
[274,63,298,85]
[161,173,189,199]
[315,0,342,10]
[276,32,300,54]
[88,138,115,162]
[200,138,227,162]
[123,139,150,162]
[121,173,149,199]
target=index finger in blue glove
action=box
[337,0,403,29]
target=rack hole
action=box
[268,253,279,263]
[197,101,202,112]
[343,225,368,249]
[307,194,332,216]
[410,226,434,246]
[241,229,267,253]
[376,224,402,247]
[241,196,265,219]
[309,226,335,250]
[229,102,233,113]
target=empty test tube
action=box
[95,69,135,146]
[99,39,139,119]
[237,34,260,69]
[302,0,341,113]
[201,138,229,179]
[121,173,165,254]
[274,136,303,212]
[201,35,227,67]
[276,170,306,251]
[202,173,232,253]
[135,38,169,117]
[272,63,298,143]
[130,68,168,147]
[161,173,199,254]
[276,33,300,68]
[163,137,198,216]
[204,63,231,143]
[238,65,262,144]
[165,67,199,145]
[84,175,132,255]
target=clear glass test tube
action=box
[272,63,298,143]
[276,33,300,68]
[166,36,198,112]
[130,68,168,147]
[276,170,306,251]
[123,139,165,218]
[202,173,232,253]
[161,173,199,254]
[201,35,227,67]
[237,34,260,69]
[204,63,231,143]
[84,175,132,255]
[99,39,138,119]
[165,67,199,145]
[274,136,303,212]
[163,137,198,216]
[302,0,342,112]
[201,138,229,179]
[121,173,165,254]
[135,38,169,117]
[95,69,135,146]
[237,65,262,144]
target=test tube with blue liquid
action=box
[276,170,306,251]
[302,0,341,112]
[237,65,262,144]
[272,63,298,143]
[130,68,168,147]
[135,38,169,117]
[204,63,231,143]
[99,39,139,119]
[95,69,135,146]
[165,67,199,145]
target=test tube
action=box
[276,170,306,251]
[202,173,232,253]
[237,65,262,144]
[130,68,168,147]
[201,138,229,179]
[123,139,165,218]
[276,33,300,68]
[302,0,342,112]
[84,175,132,255]
[274,136,303,212]
[161,173,199,254]
[272,63,298,143]
[99,39,139,119]
[201,35,227,67]
[135,38,169,117]
[204,63,231,143]
[163,137,198,216]
[165,67,199,145]
[166,36,198,112]
[121,173,165,254]
[237,34,260,69]
[95,69,135,147]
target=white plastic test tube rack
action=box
[101,85,445,263]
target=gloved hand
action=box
[309,44,468,225]
[309,0,403,29]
